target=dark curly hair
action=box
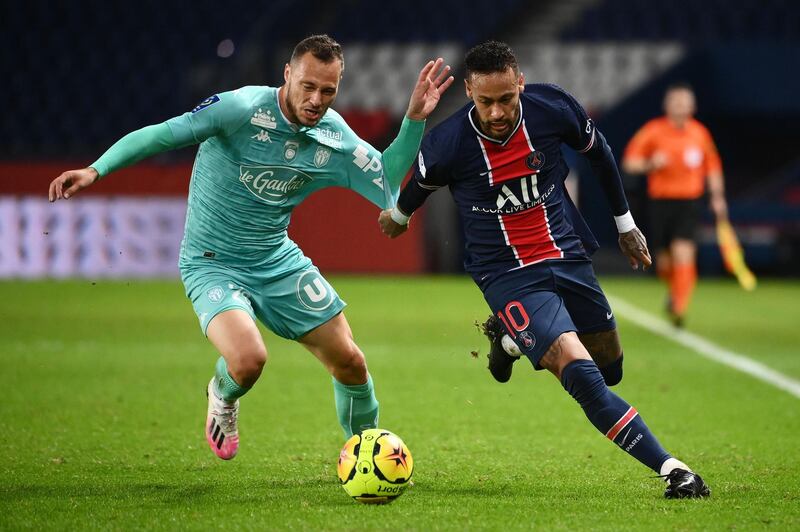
[291,34,344,66]
[464,40,519,78]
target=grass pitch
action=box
[1,276,799,530]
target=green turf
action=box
[1,277,799,530]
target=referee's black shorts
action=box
[647,198,701,251]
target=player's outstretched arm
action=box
[47,122,183,202]
[380,59,454,192]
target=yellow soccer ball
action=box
[337,428,414,504]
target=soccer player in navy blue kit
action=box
[379,41,710,498]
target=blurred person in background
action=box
[622,83,728,328]
[48,34,453,460]
[379,41,709,499]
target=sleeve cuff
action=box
[614,211,637,233]
[390,207,411,225]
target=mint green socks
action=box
[214,357,251,403]
[333,374,379,438]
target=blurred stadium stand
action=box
[1,0,798,277]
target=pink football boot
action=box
[206,379,240,460]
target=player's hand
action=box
[405,58,455,121]
[379,209,409,239]
[48,167,99,202]
[618,227,652,271]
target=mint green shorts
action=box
[181,258,346,340]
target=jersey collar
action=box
[468,100,523,146]
[275,86,301,132]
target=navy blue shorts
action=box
[482,259,616,370]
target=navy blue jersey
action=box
[398,84,628,288]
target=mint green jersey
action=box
[165,86,398,269]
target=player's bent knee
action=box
[228,343,268,385]
[330,344,368,385]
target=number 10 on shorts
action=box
[496,301,530,338]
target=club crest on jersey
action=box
[526,150,545,170]
[283,140,299,162]
[314,146,332,168]
[239,165,313,205]
[518,331,535,349]
[192,95,220,113]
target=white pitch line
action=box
[609,295,800,399]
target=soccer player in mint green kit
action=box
[48,35,454,460]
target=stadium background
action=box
[2,0,799,279]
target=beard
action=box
[480,117,515,140]
[285,83,326,127]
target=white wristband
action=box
[390,207,411,225]
[614,211,637,233]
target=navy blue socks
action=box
[561,359,670,473]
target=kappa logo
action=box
[251,129,272,143]
[283,140,299,162]
[251,108,277,129]
[314,146,332,168]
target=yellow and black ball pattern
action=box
[337,428,414,504]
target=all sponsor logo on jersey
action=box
[251,108,277,129]
[283,140,299,162]
[314,146,332,168]
[239,165,313,205]
[192,95,220,113]
[472,182,556,214]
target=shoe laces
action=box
[654,468,689,482]
[212,401,239,433]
